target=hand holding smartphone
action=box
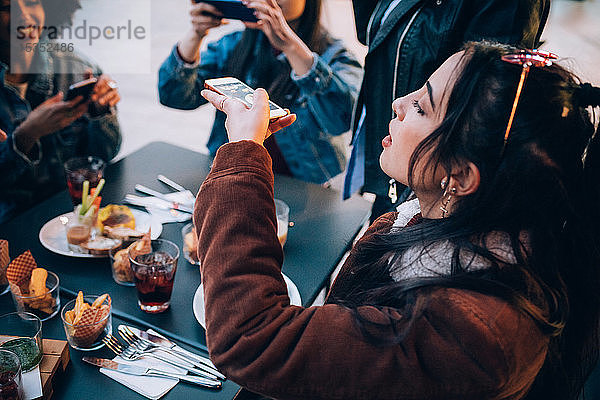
[204,77,289,120]
[65,77,98,102]
[193,0,258,22]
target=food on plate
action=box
[111,231,151,283]
[104,226,144,241]
[80,237,122,256]
[183,227,199,264]
[97,205,136,233]
[63,291,111,347]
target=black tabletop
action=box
[0,142,371,399]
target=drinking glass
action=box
[274,199,289,247]
[181,223,200,266]
[129,239,179,313]
[61,295,112,351]
[63,156,105,206]
[10,271,60,321]
[0,349,24,400]
[0,312,43,372]
[109,241,136,286]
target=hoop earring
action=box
[439,178,456,218]
[388,179,397,203]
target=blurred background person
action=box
[344,0,550,222]
[0,0,122,223]
[158,0,362,185]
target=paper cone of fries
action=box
[64,292,111,348]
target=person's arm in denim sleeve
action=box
[290,43,363,136]
[158,32,241,110]
[0,133,40,188]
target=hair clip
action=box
[500,49,559,153]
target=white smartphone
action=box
[204,77,289,120]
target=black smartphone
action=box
[193,0,258,22]
[65,77,98,102]
[205,77,289,120]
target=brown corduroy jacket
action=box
[194,141,549,400]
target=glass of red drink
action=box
[129,239,179,313]
[63,156,106,206]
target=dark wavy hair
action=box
[42,0,80,30]
[329,41,600,399]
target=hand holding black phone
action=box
[65,77,98,102]
[193,0,258,22]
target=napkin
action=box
[100,353,188,400]
[22,366,42,400]
[123,195,191,224]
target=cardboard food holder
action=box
[7,250,38,299]
[67,296,112,348]
[0,239,9,287]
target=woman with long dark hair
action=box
[158,0,362,185]
[195,41,600,399]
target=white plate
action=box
[39,209,162,258]
[193,273,302,329]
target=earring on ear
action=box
[388,179,397,203]
[439,178,456,218]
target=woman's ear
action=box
[447,162,480,196]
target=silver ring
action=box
[219,98,227,110]
[107,81,118,90]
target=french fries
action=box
[64,291,110,326]
[29,268,48,297]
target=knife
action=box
[82,357,221,388]
[122,325,225,380]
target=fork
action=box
[118,326,225,380]
[100,335,221,388]
[102,334,220,381]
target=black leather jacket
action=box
[352,0,550,196]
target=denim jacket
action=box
[158,30,362,184]
[0,48,122,223]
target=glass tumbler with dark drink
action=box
[129,239,179,313]
[64,156,105,206]
[0,349,24,400]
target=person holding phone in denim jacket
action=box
[158,0,362,185]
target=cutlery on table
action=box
[82,357,221,388]
[122,326,217,369]
[124,194,190,214]
[157,175,196,202]
[119,325,224,379]
[117,326,224,380]
[134,184,194,213]
[157,175,187,193]
[102,334,220,381]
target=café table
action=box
[0,142,371,399]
